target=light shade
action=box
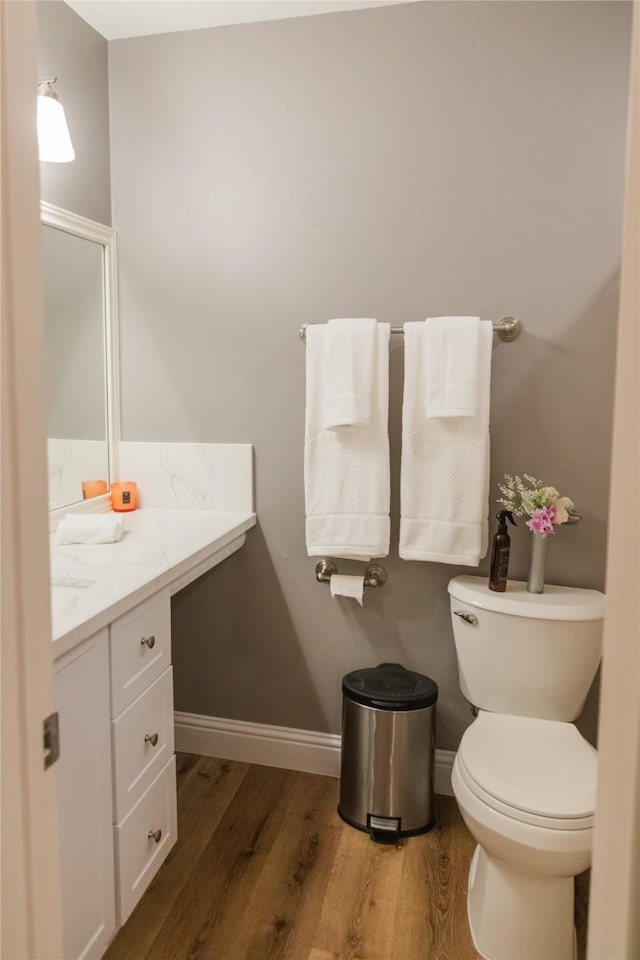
[37,79,75,163]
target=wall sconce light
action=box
[37,77,75,163]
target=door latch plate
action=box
[43,712,60,770]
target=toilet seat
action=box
[457,712,596,830]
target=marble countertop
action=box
[51,508,256,657]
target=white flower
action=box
[497,474,581,530]
[553,496,575,525]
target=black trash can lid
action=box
[342,662,438,711]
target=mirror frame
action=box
[42,202,120,524]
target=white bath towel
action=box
[323,318,378,429]
[57,513,124,545]
[305,322,390,559]
[425,316,482,418]
[400,320,493,564]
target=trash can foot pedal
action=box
[368,814,400,844]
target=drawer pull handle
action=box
[140,635,156,649]
[144,732,159,747]
[148,829,162,844]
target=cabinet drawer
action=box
[114,756,177,926]
[110,591,171,716]
[112,667,175,822]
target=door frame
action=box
[588,6,640,957]
[1,2,64,956]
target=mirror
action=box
[42,203,118,511]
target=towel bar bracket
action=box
[494,316,520,342]
[315,559,388,589]
[299,316,521,343]
[315,559,338,583]
[364,564,388,588]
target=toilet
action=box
[448,575,605,960]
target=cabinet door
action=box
[55,629,116,960]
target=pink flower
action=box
[526,505,557,537]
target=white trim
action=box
[174,712,455,796]
[41,202,120,527]
[1,3,64,954]
[588,7,640,957]
[435,748,455,797]
[40,200,115,245]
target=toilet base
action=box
[467,845,577,960]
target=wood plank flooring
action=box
[104,754,589,960]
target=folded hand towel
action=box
[400,320,492,565]
[305,322,390,559]
[323,318,378,430]
[57,513,124,545]
[425,316,482,418]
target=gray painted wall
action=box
[37,0,111,225]
[109,1,631,751]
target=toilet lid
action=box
[458,713,596,827]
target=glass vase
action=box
[527,533,547,594]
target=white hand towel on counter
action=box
[305,322,390,560]
[424,316,482,418]
[57,513,124,545]
[400,319,493,565]
[323,318,378,430]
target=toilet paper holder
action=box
[315,559,388,589]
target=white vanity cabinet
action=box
[55,628,116,960]
[51,509,255,958]
[55,588,177,958]
[109,590,177,925]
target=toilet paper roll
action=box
[330,574,365,606]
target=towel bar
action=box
[315,559,388,589]
[299,316,521,343]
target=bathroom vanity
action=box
[51,508,256,959]
[41,200,257,957]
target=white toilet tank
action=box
[448,575,605,722]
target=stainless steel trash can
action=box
[338,662,438,843]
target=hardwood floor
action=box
[104,754,588,960]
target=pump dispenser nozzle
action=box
[497,509,516,530]
[489,510,517,592]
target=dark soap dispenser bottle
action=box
[489,510,517,592]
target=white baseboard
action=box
[174,711,455,796]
